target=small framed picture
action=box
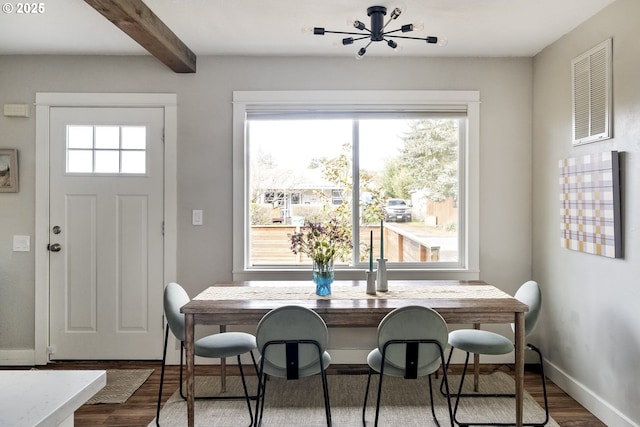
[0,149,18,193]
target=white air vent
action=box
[572,38,612,146]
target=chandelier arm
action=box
[380,14,396,32]
[386,34,437,41]
[350,35,373,42]
[382,28,404,36]
[322,30,372,37]
[381,9,397,34]
[357,40,374,58]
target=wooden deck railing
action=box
[250,224,439,265]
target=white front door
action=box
[48,107,165,360]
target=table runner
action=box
[195,284,511,301]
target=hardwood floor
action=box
[36,361,605,427]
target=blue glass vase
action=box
[312,258,334,296]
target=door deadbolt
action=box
[48,243,62,252]
[52,226,62,235]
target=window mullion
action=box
[351,120,361,267]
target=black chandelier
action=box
[312,6,444,59]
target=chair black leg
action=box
[452,351,471,425]
[452,346,550,427]
[237,354,254,427]
[437,358,455,427]
[527,343,549,426]
[428,375,442,427]
[440,345,455,396]
[373,368,385,427]
[430,372,455,427]
[319,369,332,426]
[178,342,186,400]
[254,372,268,427]
[156,325,170,427]
[250,350,259,378]
[254,354,268,427]
[362,368,374,426]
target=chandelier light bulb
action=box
[301,26,314,34]
[401,24,413,33]
[437,37,449,47]
[412,22,425,32]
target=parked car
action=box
[384,199,412,222]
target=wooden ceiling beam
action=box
[84,0,196,73]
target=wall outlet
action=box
[192,209,203,226]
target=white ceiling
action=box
[0,0,616,58]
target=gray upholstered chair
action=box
[445,280,549,426]
[254,305,332,427]
[363,305,454,427]
[156,282,257,427]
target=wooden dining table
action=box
[181,279,529,427]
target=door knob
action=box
[48,243,62,252]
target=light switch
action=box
[192,209,203,226]
[13,235,30,252]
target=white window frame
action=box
[232,90,480,281]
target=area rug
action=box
[152,372,557,426]
[85,369,154,404]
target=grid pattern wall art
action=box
[559,151,622,258]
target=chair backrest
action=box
[256,305,328,372]
[512,280,542,337]
[377,305,448,372]
[164,282,190,342]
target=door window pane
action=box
[95,126,120,149]
[122,126,146,149]
[67,126,93,149]
[121,151,146,174]
[67,150,93,173]
[94,150,120,173]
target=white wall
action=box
[0,55,532,362]
[532,0,640,425]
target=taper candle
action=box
[380,220,384,259]
[369,230,373,272]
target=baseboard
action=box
[0,349,36,366]
[545,359,639,427]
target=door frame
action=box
[34,93,177,365]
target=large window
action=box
[233,91,479,280]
